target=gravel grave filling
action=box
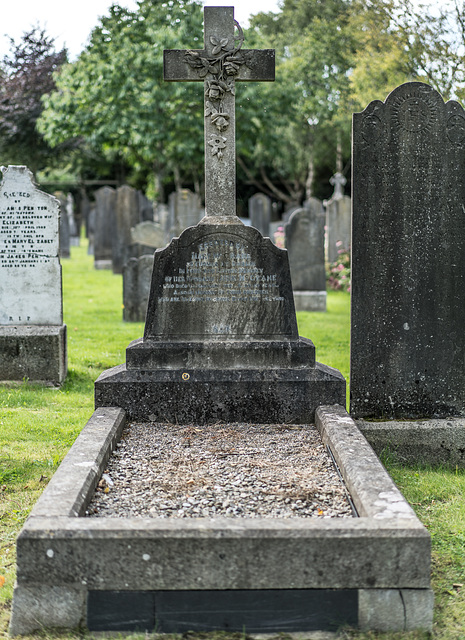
[86,422,354,519]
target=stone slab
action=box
[357,417,465,467]
[94,362,345,423]
[0,325,67,384]
[125,336,316,369]
[293,291,327,312]
[10,406,432,635]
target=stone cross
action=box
[329,172,347,199]
[164,6,275,220]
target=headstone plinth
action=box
[0,166,67,384]
[96,223,344,422]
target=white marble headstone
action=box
[0,165,62,325]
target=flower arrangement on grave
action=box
[326,241,350,292]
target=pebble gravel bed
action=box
[86,422,354,519]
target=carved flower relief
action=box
[208,134,227,159]
[184,51,217,77]
[205,101,230,132]
[210,36,230,55]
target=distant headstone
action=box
[324,173,351,263]
[167,189,203,239]
[0,166,67,384]
[285,199,326,311]
[95,6,344,422]
[94,186,116,269]
[122,254,154,322]
[138,192,154,222]
[67,193,79,246]
[351,82,465,418]
[113,185,141,274]
[87,206,96,255]
[130,221,165,249]
[249,192,271,236]
[283,203,301,223]
[56,192,70,259]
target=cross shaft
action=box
[164,6,275,219]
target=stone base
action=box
[9,406,433,636]
[0,325,67,385]
[293,291,327,312]
[94,360,345,423]
[357,417,465,467]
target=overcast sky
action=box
[1,0,281,61]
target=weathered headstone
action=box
[112,185,141,274]
[249,192,271,236]
[130,220,165,249]
[167,189,203,239]
[0,166,67,384]
[67,193,80,246]
[56,192,70,259]
[87,206,96,255]
[123,254,154,322]
[95,5,343,422]
[94,186,116,269]
[285,198,327,312]
[351,82,465,418]
[324,173,351,263]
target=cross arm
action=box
[164,48,275,83]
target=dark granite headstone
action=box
[351,81,465,418]
[94,186,116,268]
[249,192,271,237]
[123,254,154,322]
[113,185,141,274]
[67,193,79,246]
[56,192,70,259]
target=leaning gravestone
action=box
[324,172,351,263]
[249,192,271,236]
[351,82,465,418]
[285,199,326,312]
[0,166,67,384]
[94,186,116,269]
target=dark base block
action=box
[87,589,358,633]
[0,325,67,385]
[95,362,345,423]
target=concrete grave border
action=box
[10,405,433,635]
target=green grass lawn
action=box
[1,242,464,639]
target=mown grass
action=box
[1,241,465,639]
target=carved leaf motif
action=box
[205,101,217,117]
[210,35,229,55]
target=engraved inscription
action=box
[158,239,284,304]
[0,199,54,268]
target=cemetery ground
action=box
[0,242,464,639]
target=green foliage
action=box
[0,28,68,173]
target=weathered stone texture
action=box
[351,82,465,418]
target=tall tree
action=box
[39,0,206,200]
[0,28,67,172]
